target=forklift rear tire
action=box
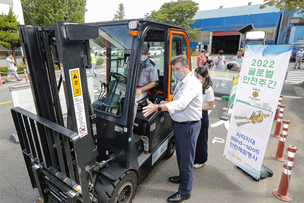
[164,137,175,159]
[110,171,137,203]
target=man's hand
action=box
[142,99,157,117]
[160,101,168,104]
[136,88,142,98]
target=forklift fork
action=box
[11,107,98,202]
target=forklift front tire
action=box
[109,171,137,203]
[164,137,175,159]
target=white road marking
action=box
[211,120,230,130]
[212,137,225,144]
[285,70,304,84]
[282,95,302,99]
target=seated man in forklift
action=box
[133,42,159,121]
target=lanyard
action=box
[172,82,184,101]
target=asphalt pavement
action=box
[0,62,304,203]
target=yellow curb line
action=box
[0,101,12,105]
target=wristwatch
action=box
[140,87,145,93]
[158,104,162,112]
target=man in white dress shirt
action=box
[143,55,202,202]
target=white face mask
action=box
[199,79,203,83]
[174,71,185,81]
[301,49,304,51]
[141,55,148,62]
[205,53,209,56]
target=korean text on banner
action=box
[223,45,292,180]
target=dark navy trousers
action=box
[174,120,201,195]
[195,110,209,164]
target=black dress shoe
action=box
[167,192,191,202]
[168,176,180,184]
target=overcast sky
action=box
[85,0,266,23]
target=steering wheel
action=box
[110,72,127,83]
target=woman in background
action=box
[194,66,214,168]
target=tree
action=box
[145,0,201,39]
[92,35,106,48]
[113,3,125,20]
[67,0,86,23]
[21,0,35,25]
[21,0,86,26]
[0,7,21,59]
[260,0,304,19]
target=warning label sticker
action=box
[71,70,82,97]
[69,68,88,137]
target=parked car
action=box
[95,48,106,56]
[111,48,118,56]
[149,47,162,58]
[95,48,118,56]
[290,43,304,61]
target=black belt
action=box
[174,120,199,124]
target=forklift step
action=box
[137,152,151,167]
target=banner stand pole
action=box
[220,75,238,120]
[220,109,230,120]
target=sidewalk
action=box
[0,72,27,86]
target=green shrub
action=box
[0,65,27,76]
[96,58,104,66]
[0,64,60,76]
[17,65,26,73]
[0,67,8,76]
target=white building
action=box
[0,0,24,24]
[0,0,24,65]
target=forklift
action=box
[235,110,270,126]
[12,19,192,203]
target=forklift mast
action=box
[13,21,99,202]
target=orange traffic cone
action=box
[0,71,3,86]
[273,146,298,202]
[274,95,283,123]
[271,105,285,138]
[271,120,290,162]
[24,68,29,82]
